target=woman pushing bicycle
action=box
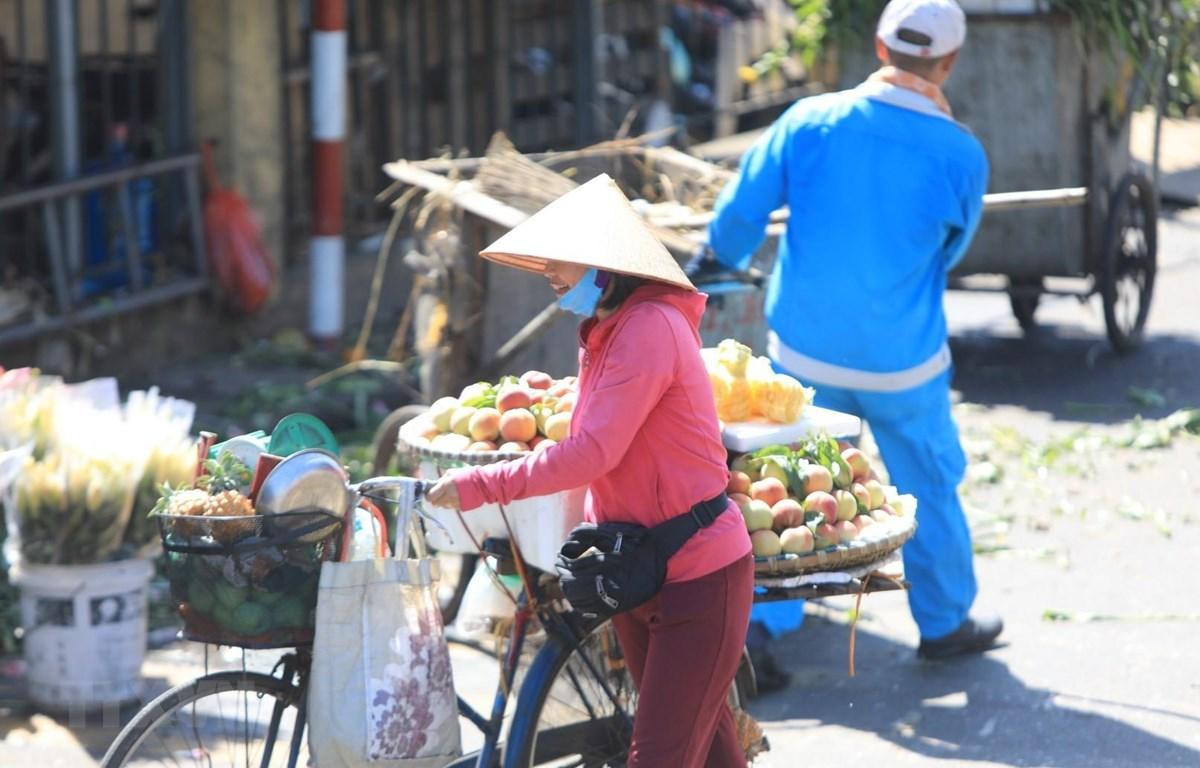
[427,174,753,767]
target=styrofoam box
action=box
[419,459,586,573]
[721,405,862,453]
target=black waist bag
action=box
[555,493,728,621]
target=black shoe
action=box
[745,621,792,694]
[917,614,1004,660]
[747,647,792,693]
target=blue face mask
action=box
[557,268,605,317]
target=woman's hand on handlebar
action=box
[426,473,463,510]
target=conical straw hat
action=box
[479,174,696,290]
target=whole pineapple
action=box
[198,453,256,544]
[151,484,210,538]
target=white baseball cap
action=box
[877,0,966,59]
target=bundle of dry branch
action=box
[476,133,578,214]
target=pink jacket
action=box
[454,283,751,584]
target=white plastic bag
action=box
[308,510,461,767]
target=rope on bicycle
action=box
[497,501,539,614]
[848,570,907,677]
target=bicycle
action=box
[100,476,746,768]
[370,403,478,627]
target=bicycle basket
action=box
[157,510,342,648]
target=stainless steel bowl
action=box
[256,449,352,519]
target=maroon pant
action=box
[612,554,754,768]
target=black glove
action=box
[683,244,722,281]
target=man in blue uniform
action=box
[704,0,1002,673]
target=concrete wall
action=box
[188,0,286,277]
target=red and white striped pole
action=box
[309,0,346,344]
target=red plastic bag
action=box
[201,142,274,313]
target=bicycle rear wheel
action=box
[101,671,308,768]
[506,621,638,767]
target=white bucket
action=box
[10,558,155,711]
[418,459,585,573]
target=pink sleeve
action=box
[454,306,678,510]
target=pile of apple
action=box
[727,438,916,557]
[412,371,577,454]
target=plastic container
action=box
[721,405,862,453]
[418,460,585,573]
[347,505,386,561]
[82,124,158,297]
[455,560,523,633]
[10,558,155,711]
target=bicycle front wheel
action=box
[101,671,308,768]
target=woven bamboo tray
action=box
[754,514,917,576]
[397,416,533,466]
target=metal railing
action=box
[0,153,207,346]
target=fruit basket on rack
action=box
[395,371,586,573]
[752,513,915,577]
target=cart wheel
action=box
[1100,173,1157,353]
[1007,278,1042,332]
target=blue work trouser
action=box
[749,368,976,640]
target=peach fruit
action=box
[851,482,871,511]
[771,498,805,530]
[802,491,839,525]
[836,520,859,543]
[500,408,538,443]
[813,522,839,549]
[554,394,577,414]
[520,370,554,390]
[743,500,774,532]
[780,526,815,554]
[534,438,557,452]
[870,509,891,523]
[835,489,858,522]
[467,440,498,452]
[544,412,571,442]
[459,382,490,402]
[852,514,875,531]
[750,529,782,557]
[750,478,788,508]
[726,471,752,496]
[450,406,478,436]
[800,464,833,495]
[842,448,871,483]
[468,408,501,442]
[429,397,460,433]
[498,441,529,452]
[496,387,535,413]
[865,480,886,510]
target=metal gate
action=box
[0,0,202,346]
